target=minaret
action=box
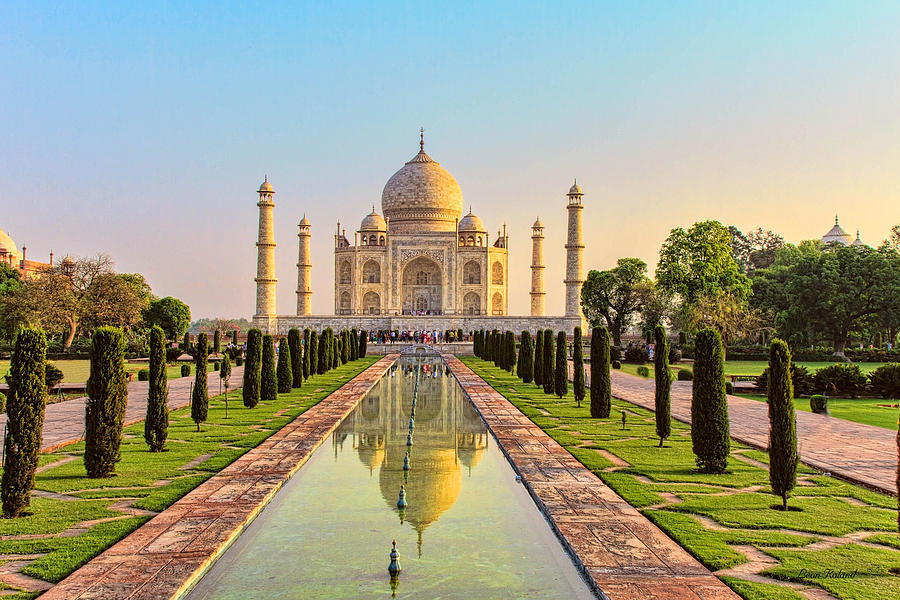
[530,217,545,316]
[254,177,277,325]
[564,180,585,319]
[296,214,312,315]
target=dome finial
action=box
[835,214,839,225]
[419,127,424,151]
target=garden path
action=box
[0,367,244,456]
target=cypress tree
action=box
[534,329,544,387]
[302,328,311,378]
[483,331,491,361]
[243,328,262,408]
[359,329,368,358]
[332,338,340,370]
[590,327,611,418]
[519,331,534,383]
[543,330,554,395]
[181,331,191,353]
[191,333,209,431]
[145,325,168,451]
[84,327,128,478]
[516,332,524,378]
[261,334,277,401]
[505,331,516,373]
[277,337,293,393]
[573,327,585,407]
[473,330,480,357]
[654,324,671,447]
[220,353,232,418]
[691,328,730,474]
[768,339,797,510]
[308,330,319,376]
[341,330,350,364]
[2,328,47,518]
[493,330,501,367]
[288,328,303,388]
[350,328,359,361]
[231,329,238,345]
[554,331,568,398]
[317,329,327,373]
[213,330,221,355]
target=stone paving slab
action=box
[0,367,244,456]
[39,356,398,600]
[446,355,739,600]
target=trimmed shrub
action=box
[612,360,621,370]
[219,353,233,418]
[624,346,649,364]
[691,328,730,474]
[542,329,555,395]
[191,333,209,431]
[261,334,277,401]
[493,329,502,367]
[243,329,262,408]
[181,332,191,352]
[809,394,827,414]
[554,331,568,399]
[231,329,238,345]
[288,329,303,388]
[277,337,293,394]
[677,369,693,381]
[308,331,319,376]
[725,381,734,395]
[813,363,867,397]
[768,339,797,510]
[145,325,168,452]
[350,328,359,361]
[573,328,585,407]
[341,330,350,364]
[2,328,47,518]
[137,369,149,381]
[518,331,534,383]
[85,327,128,478]
[668,346,682,364]
[757,364,812,396]
[868,363,900,398]
[590,327,611,418]
[236,356,243,367]
[0,392,5,414]
[332,338,340,370]
[654,325,671,447]
[636,366,650,377]
[303,328,312,378]
[506,331,517,373]
[213,330,221,355]
[533,330,544,387]
[610,346,622,362]
[165,347,183,363]
[473,330,481,357]
[45,363,64,391]
[181,364,191,377]
[359,329,368,359]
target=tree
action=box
[332,338,340,370]
[308,330,319,376]
[691,329,730,474]
[543,330,554,395]
[288,328,303,388]
[590,327,611,418]
[554,331,568,399]
[317,329,328,373]
[145,326,168,451]
[682,290,764,352]
[219,353,232,419]
[518,331,534,383]
[635,280,675,335]
[2,328,47,518]
[358,329,367,358]
[505,331,516,374]
[181,332,191,353]
[243,329,262,408]
[350,328,359,361]
[79,273,148,332]
[534,329,544,387]
[767,339,797,511]
[232,329,239,345]
[303,328,312,377]
[213,330,221,355]
[84,327,128,477]
[341,330,350,364]
[573,328,585,407]
[483,331,492,362]
[142,296,191,341]
[277,337,293,393]
[654,325,671,447]
[656,220,751,303]
[261,334,277,401]
[581,258,649,346]
[493,330,501,367]
[191,333,209,431]
[473,330,481,357]
[880,224,900,253]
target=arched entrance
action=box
[402,256,442,315]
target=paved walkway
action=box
[41,356,397,600]
[450,355,739,600]
[602,368,897,496]
[0,367,244,456]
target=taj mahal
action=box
[251,132,586,335]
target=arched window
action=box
[339,261,351,284]
[369,235,377,246]
[415,297,428,312]
[362,260,380,283]
[492,292,503,315]
[467,236,475,247]
[416,271,428,285]
[463,291,480,315]
[360,236,368,246]
[491,262,504,285]
[340,291,351,314]
[363,291,380,314]
[477,235,483,246]
[463,261,481,285]
[459,236,465,246]
[379,235,385,245]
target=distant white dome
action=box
[360,209,387,231]
[458,209,485,232]
[822,215,852,245]
[0,228,18,258]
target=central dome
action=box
[381,144,464,233]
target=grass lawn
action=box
[0,356,377,599]
[737,393,900,430]
[0,359,219,384]
[462,357,900,600]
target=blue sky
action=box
[2,1,898,318]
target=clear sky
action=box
[2,1,898,319]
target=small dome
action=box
[852,230,865,247]
[360,208,387,231]
[298,214,311,227]
[532,217,543,228]
[822,215,851,245]
[258,178,274,193]
[568,181,583,195]
[458,209,485,232]
[0,228,18,258]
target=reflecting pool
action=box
[185,357,595,599]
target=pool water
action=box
[185,357,596,599]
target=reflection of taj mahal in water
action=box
[251,132,586,335]
[332,360,488,555]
